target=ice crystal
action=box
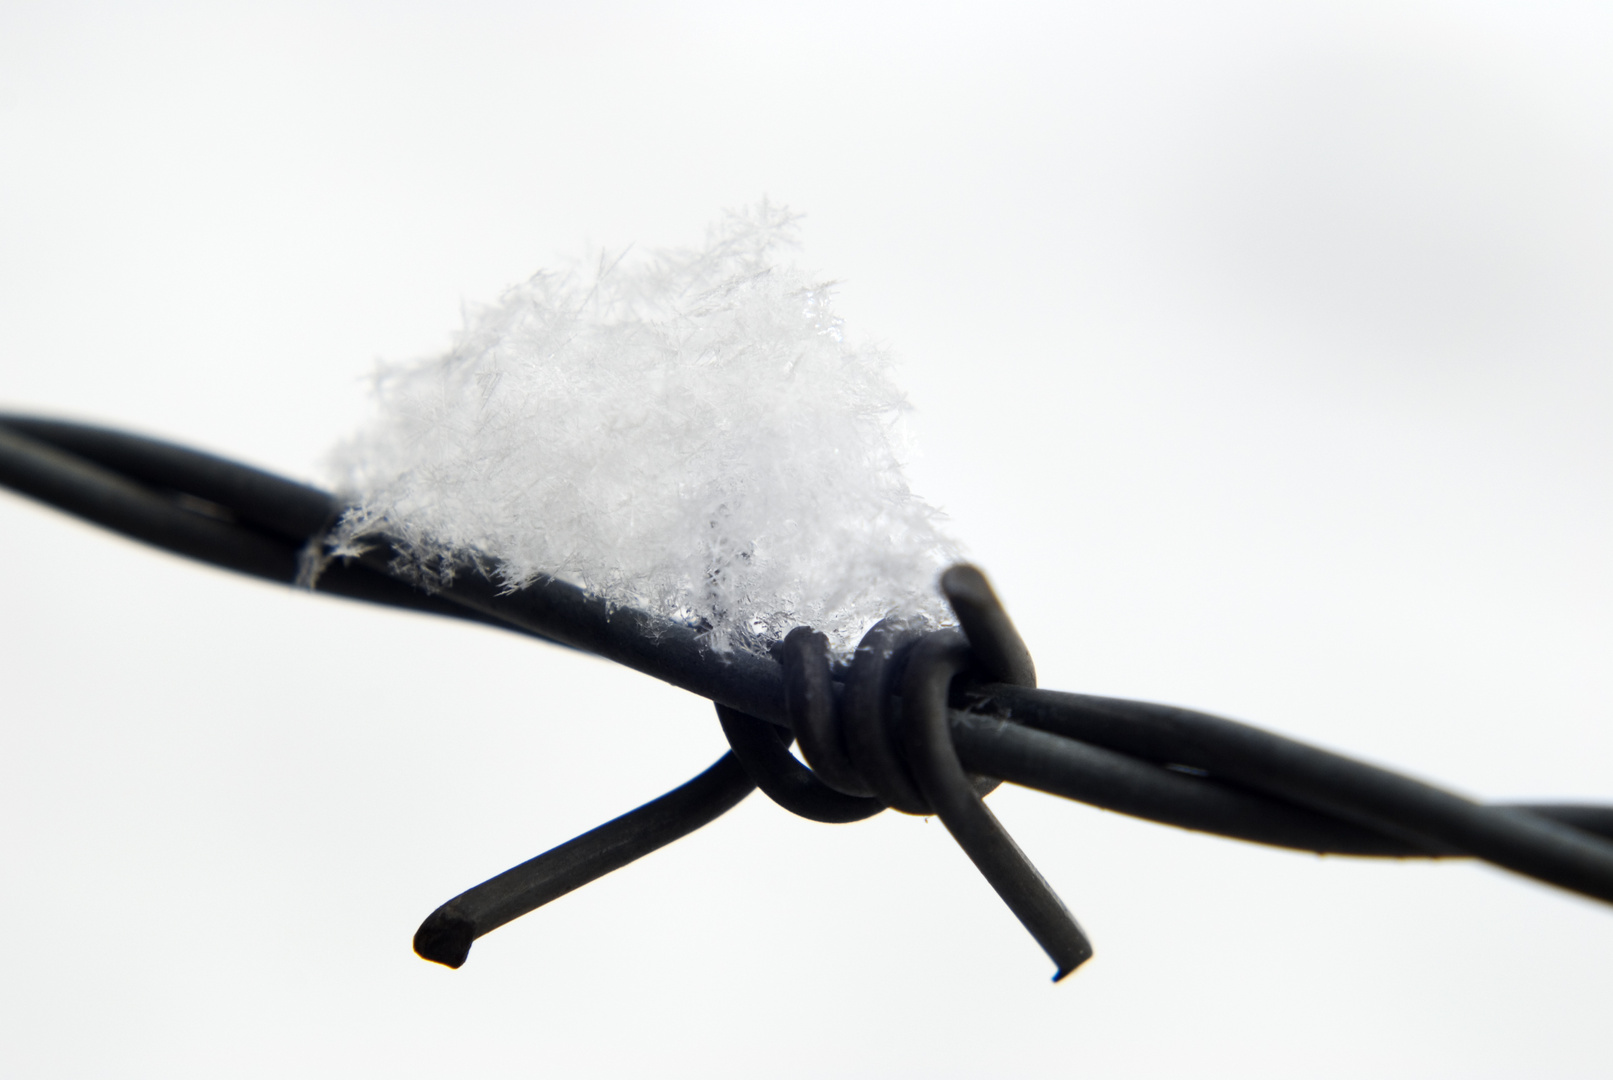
[330,203,959,654]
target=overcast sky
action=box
[2,2,1610,1076]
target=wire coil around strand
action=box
[715,565,1094,980]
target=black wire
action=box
[5,414,1613,908]
[977,686,1613,905]
[0,421,301,581]
[949,711,1612,856]
[782,626,878,799]
[0,418,566,641]
[716,704,885,823]
[901,630,1092,979]
[413,750,758,968]
[0,414,333,542]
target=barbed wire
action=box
[3,412,1611,981]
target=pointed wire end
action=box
[1051,946,1094,984]
[414,907,477,969]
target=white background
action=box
[2,2,1610,1076]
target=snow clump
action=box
[329,203,960,655]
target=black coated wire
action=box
[723,570,1093,977]
[898,626,1092,978]
[413,750,757,969]
[4,413,1613,980]
[985,687,1613,903]
[716,705,885,823]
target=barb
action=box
[721,570,1090,978]
[414,751,757,969]
[4,413,1613,980]
[899,626,1092,979]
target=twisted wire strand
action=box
[5,414,1613,977]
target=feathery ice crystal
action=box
[330,204,960,654]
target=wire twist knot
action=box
[715,564,1093,979]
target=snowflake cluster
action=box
[330,203,959,654]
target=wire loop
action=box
[716,703,884,823]
[843,619,932,813]
[783,627,875,798]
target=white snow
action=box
[328,203,960,654]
